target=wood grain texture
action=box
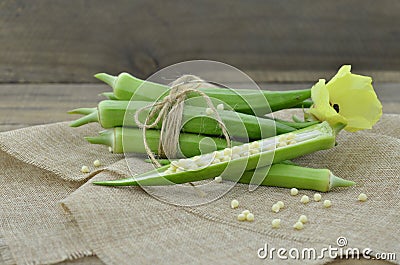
[1,0,400,83]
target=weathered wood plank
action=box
[0,84,108,131]
[0,83,398,132]
[1,0,400,83]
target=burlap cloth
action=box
[0,113,399,265]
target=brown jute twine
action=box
[134,75,231,167]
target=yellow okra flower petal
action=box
[309,65,382,132]
[309,79,347,128]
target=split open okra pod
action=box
[93,122,348,188]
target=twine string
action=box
[134,75,231,168]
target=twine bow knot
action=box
[134,75,231,167]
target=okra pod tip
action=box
[329,172,355,189]
[84,129,113,146]
[69,111,99,127]
[67,107,97,115]
[94,73,117,87]
[100,92,119,100]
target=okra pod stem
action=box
[100,92,119,100]
[292,99,313,108]
[67,107,97,115]
[93,122,338,186]
[270,119,320,129]
[95,73,311,116]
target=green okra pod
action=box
[69,100,300,140]
[118,158,354,191]
[85,127,243,157]
[236,164,354,192]
[95,72,311,116]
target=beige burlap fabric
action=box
[1,115,399,265]
[0,122,124,182]
[0,123,121,265]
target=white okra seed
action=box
[266,144,275,151]
[271,204,280,213]
[81,165,90,173]
[300,195,310,204]
[177,158,186,166]
[288,140,297,145]
[298,215,308,223]
[271,219,281,228]
[323,200,332,208]
[277,142,287,148]
[313,193,322,202]
[232,154,240,160]
[93,159,101,167]
[214,151,224,159]
[276,201,285,209]
[237,213,246,221]
[242,143,250,150]
[213,159,222,165]
[250,149,260,155]
[290,188,299,196]
[223,148,232,156]
[108,146,113,153]
[214,176,223,183]
[358,193,367,201]
[242,210,250,216]
[250,141,260,149]
[216,103,224,110]
[232,146,241,154]
[225,155,233,161]
[205,107,213,115]
[279,135,287,142]
[286,133,296,140]
[246,213,254,222]
[293,221,304,230]
[212,158,221,164]
[231,199,239,208]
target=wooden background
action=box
[0,1,398,264]
[1,0,400,83]
[0,0,398,132]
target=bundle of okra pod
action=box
[69,65,382,192]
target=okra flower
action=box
[308,65,382,132]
